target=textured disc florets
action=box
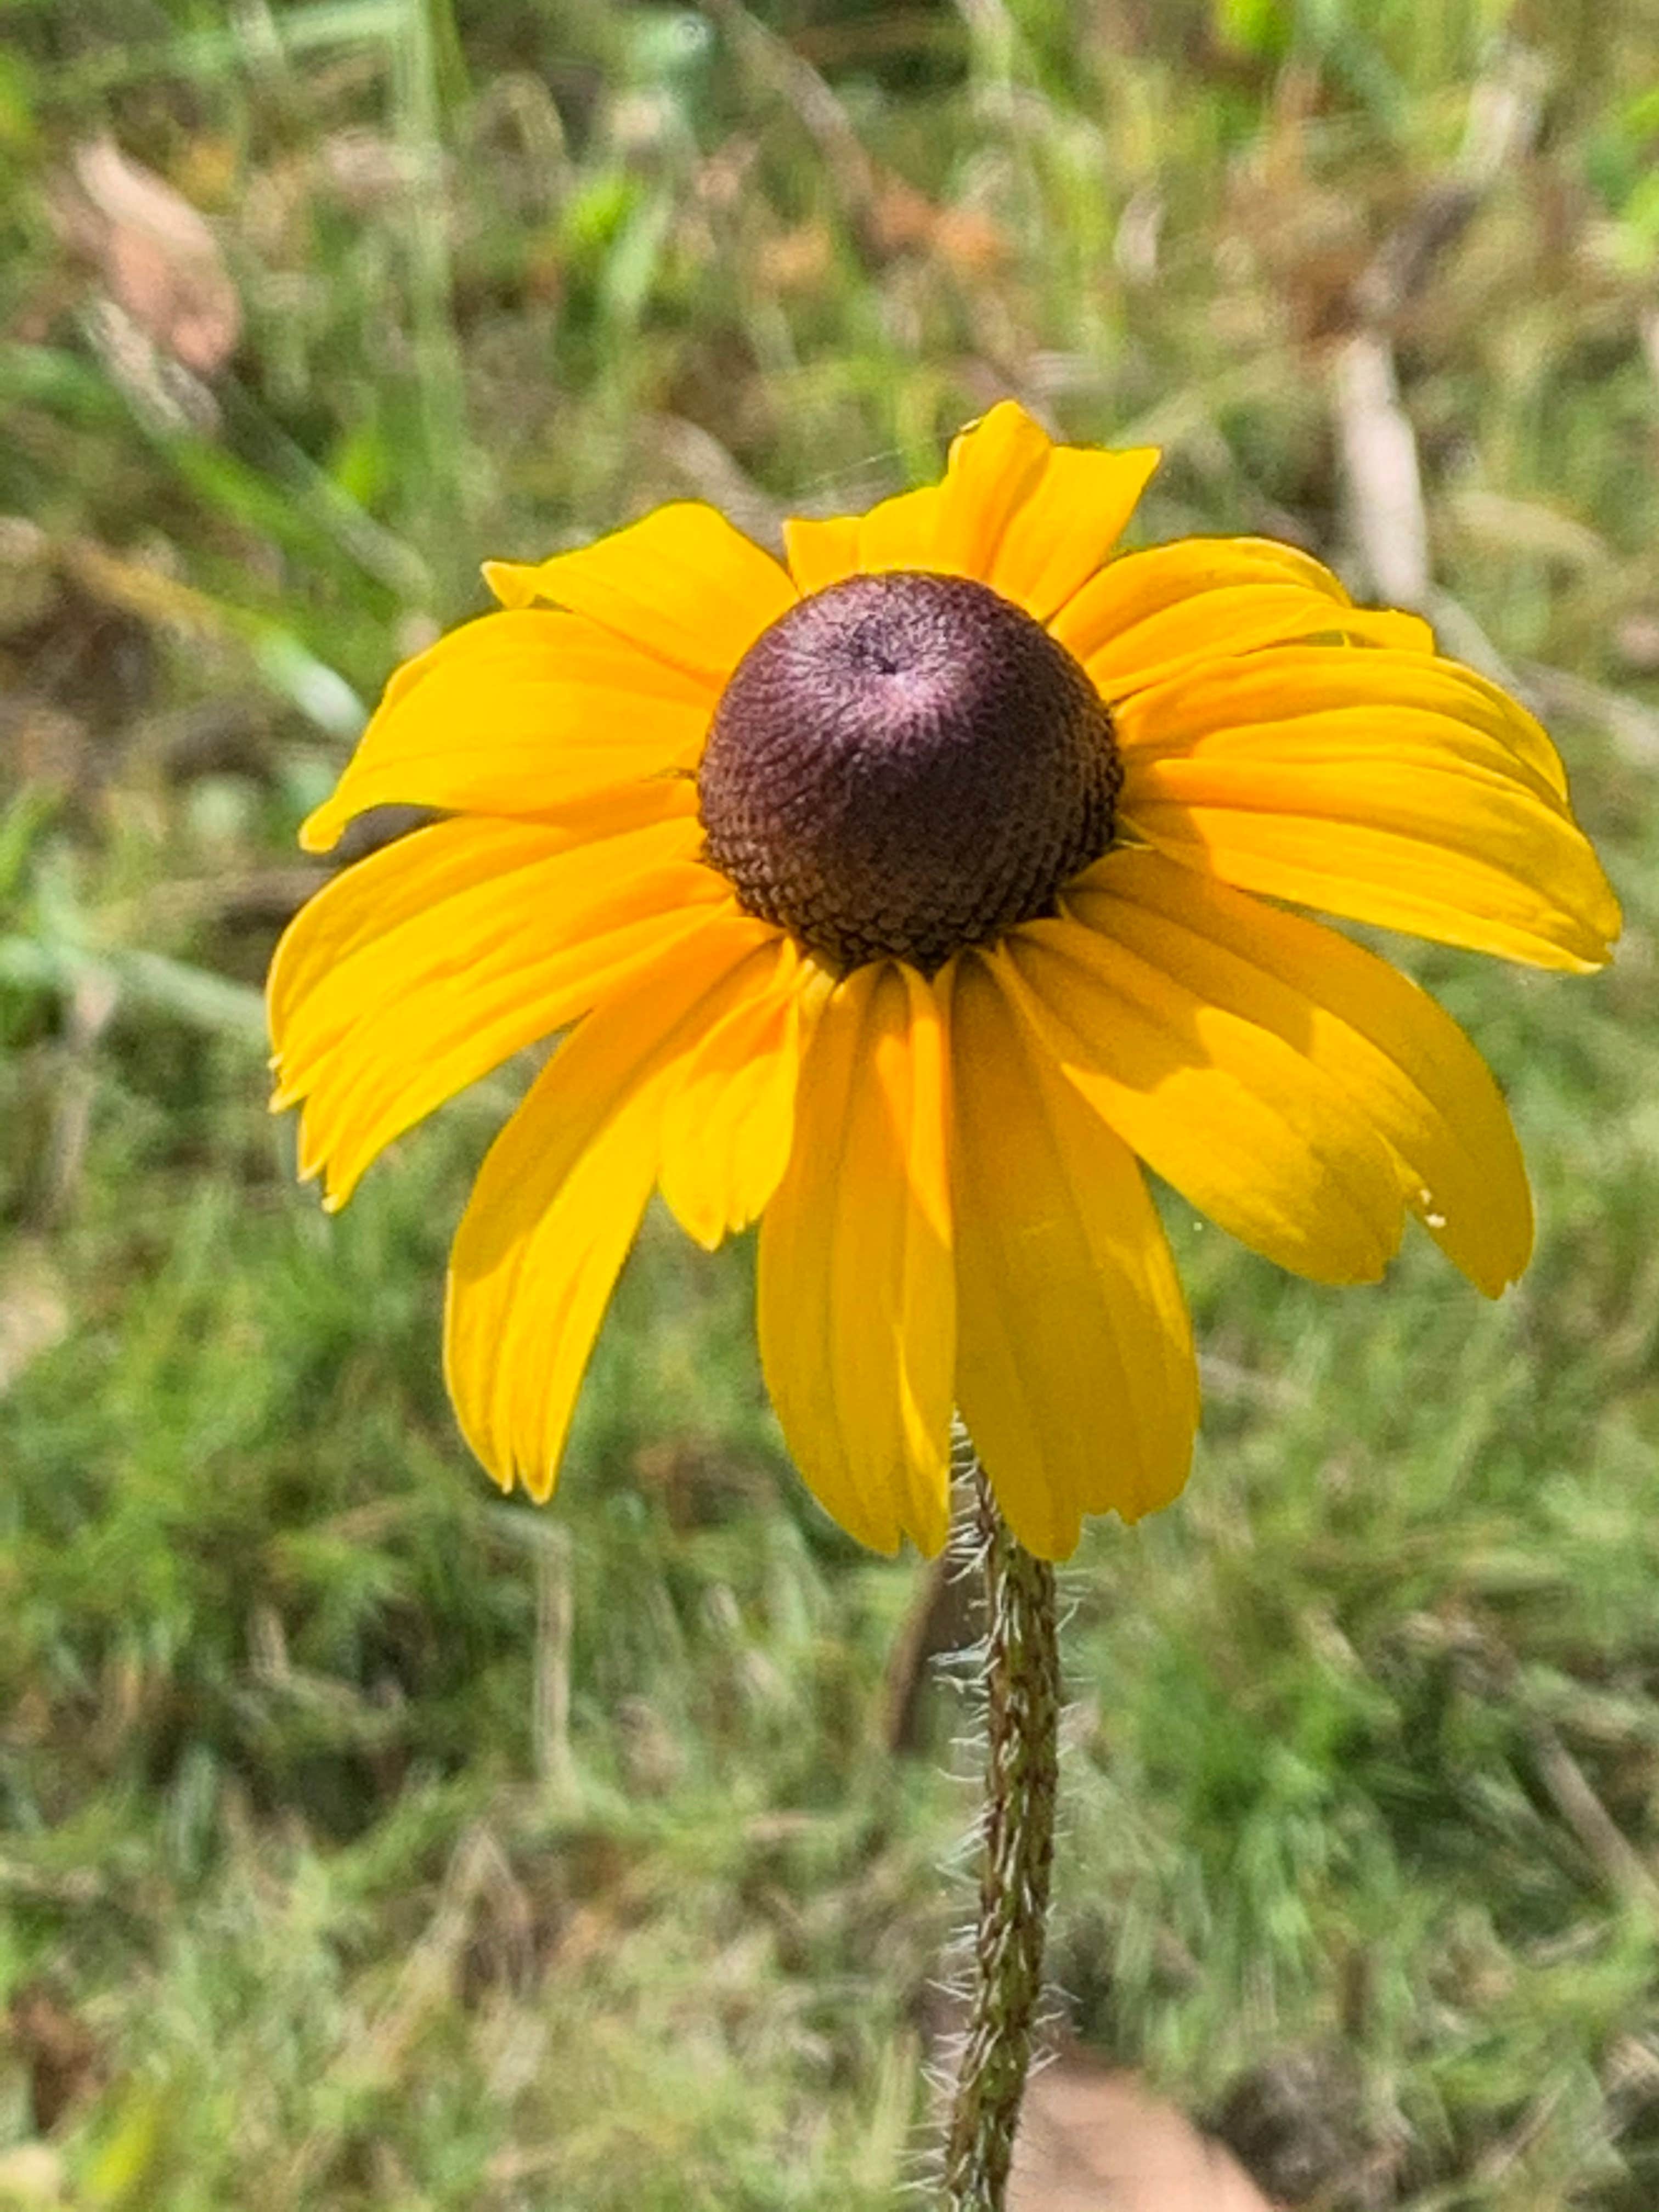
[697,571,1121,974]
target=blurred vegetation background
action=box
[2,0,1658,2204]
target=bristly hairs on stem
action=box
[933,1421,1062,2211]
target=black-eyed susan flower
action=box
[269,403,1618,1562]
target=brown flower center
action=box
[696,571,1120,974]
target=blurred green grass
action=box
[3,0,1659,2204]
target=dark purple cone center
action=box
[696,571,1121,975]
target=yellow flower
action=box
[268,403,1619,1561]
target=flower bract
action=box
[268,402,1620,1560]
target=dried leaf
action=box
[1011,2059,1276,2212]
[59,138,240,376]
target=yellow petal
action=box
[482,503,797,685]
[1083,586,1431,703]
[1118,650,1619,970]
[1115,642,1570,797]
[930,400,1054,581]
[273,784,682,1035]
[657,940,832,1250]
[949,952,1198,1558]
[445,913,784,1498]
[1065,850,1533,1294]
[1051,536,1355,665]
[857,484,945,572]
[782,487,946,591]
[936,400,1162,617]
[975,441,1160,622]
[300,611,712,855]
[782,404,1156,618]
[270,809,727,1209]
[782,513,863,596]
[995,920,1407,1285]
[757,962,954,1556]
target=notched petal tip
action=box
[1461,1231,1531,1302]
[664,1202,728,1256]
[516,1458,557,1505]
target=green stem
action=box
[941,1452,1061,2211]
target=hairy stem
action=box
[941,1452,1060,2210]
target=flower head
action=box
[269,403,1619,1560]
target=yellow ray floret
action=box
[757,962,955,1557]
[483,501,797,682]
[300,612,715,855]
[1117,647,1617,971]
[949,951,1200,1559]
[444,912,787,1499]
